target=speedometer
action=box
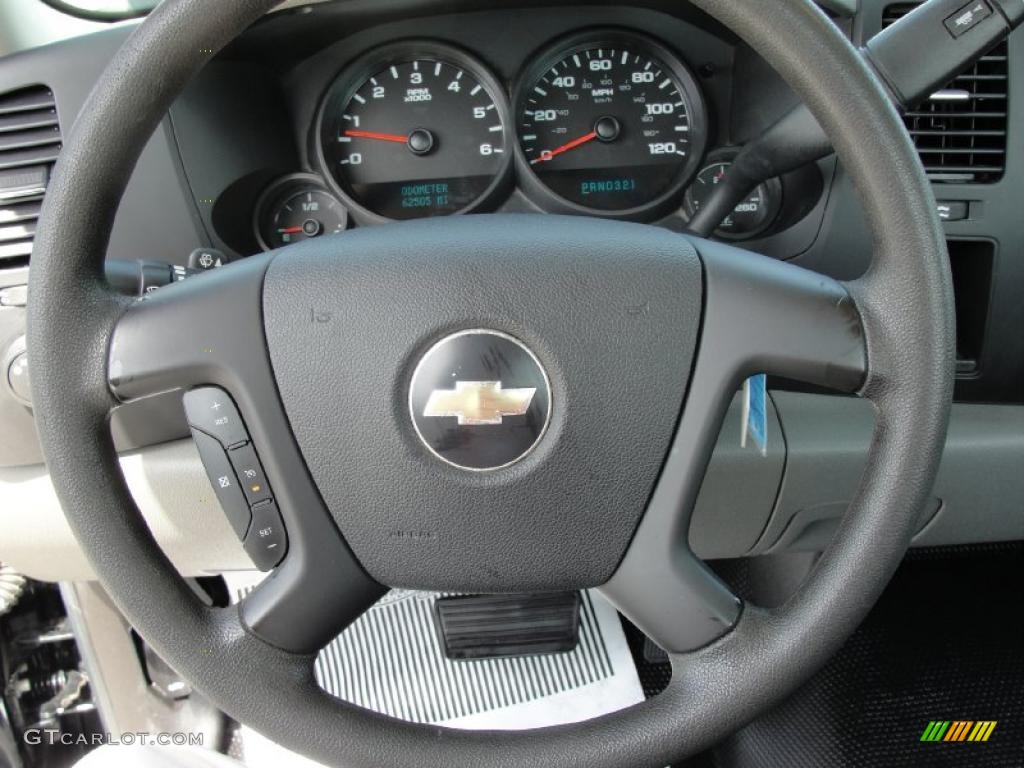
[515,32,707,218]
[317,42,512,222]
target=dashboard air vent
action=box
[883,3,1008,183]
[0,86,61,266]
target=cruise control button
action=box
[244,500,287,571]
[228,443,271,506]
[183,387,248,448]
[191,429,252,538]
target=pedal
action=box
[435,592,580,660]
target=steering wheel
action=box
[27,0,954,765]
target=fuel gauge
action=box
[255,174,348,251]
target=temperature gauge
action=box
[255,175,348,251]
[683,159,782,239]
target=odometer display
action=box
[318,43,511,221]
[516,33,706,217]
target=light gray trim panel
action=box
[756,392,1024,554]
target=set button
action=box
[244,500,288,571]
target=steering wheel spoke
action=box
[107,254,272,402]
[691,238,867,394]
[602,241,868,653]
[108,256,385,654]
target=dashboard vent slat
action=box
[0,109,59,134]
[884,3,1008,184]
[0,124,62,153]
[0,89,56,116]
[0,146,61,172]
[0,219,36,243]
[0,86,61,267]
[0,198,42,224]
[910,129,1006,137]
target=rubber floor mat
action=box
[222,582,646,767]
[313,589,643,727]
[712,543,1024,768]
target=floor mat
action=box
[712,543,1024,768]
[222,579,646,767]
[313,589,644,729]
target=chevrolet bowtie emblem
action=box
[410,330,550,470]
[423,381,537,426]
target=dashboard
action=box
[172,5,828,261]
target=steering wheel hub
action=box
[261,216,702,592]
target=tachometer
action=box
[515,32,707,219]
[317,42,512,222]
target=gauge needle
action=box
[277,226,303,234]
[344,129,408,143]
[530,130,598,165]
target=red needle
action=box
[277,226,303,234]
[344,129,408,144]
[531,130,598,165]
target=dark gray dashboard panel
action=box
[168,62,298,257]
[108,120,211,265]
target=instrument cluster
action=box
[254,29,783,247]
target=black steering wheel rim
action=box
[27,1,954,766]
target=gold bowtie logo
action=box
[423,381,537,426]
